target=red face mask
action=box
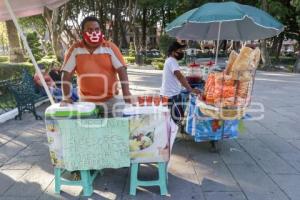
[83,31,104,44]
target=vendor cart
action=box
[180,80,242,152]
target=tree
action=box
[43,5,68,62]
[0,22,9,55]
[5,20,25,63]
[26,32,43,61]
[291,0,300,72]
[158,34,176,57]
[19,15,49,55]
[259,0,272,69]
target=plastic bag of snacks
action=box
[199,47,260,120]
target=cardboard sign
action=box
[57,118,130,171]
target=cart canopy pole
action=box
[214,22,222,65]
[4,0,55,105]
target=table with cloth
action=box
[44,102,177,196]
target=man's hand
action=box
[123,91,133,104]
[60,98,73,106]
[191,88,202,96]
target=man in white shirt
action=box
[160,41,201,125]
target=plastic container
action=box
[186,62,202,84]
[45,102,97,118]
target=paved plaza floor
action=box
[1,68,300,200]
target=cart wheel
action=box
[209,141,220,153]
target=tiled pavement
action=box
[1,69,300,200]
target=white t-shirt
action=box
[160,57,182,97]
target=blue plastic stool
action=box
[54,168,100,196]
[130,162,168,196]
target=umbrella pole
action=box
[214,22,222,65]
[4,0,55,105]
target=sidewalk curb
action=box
[0,99,49,123]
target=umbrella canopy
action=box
[0,0,68,21]
[166,1,284,41]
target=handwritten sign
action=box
[57,118,130,171]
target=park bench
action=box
[8,69,48,120]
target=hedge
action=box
[124,56,135,64]
[144,57,165,65]
[0,62,34,80]
[0,56,58,80]
[0,56,9,63]
[151,61,164,70]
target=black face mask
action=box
[174,52,184,60]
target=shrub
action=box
[151,61,164,70]
[128,42,135,57]
[124,56,135,64]
[144,58,153,65]
[0,56,9,63]
[38,56,58,69]
[152,57,165,63]
[0,62,34,80]
[26,31,44,61]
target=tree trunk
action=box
[161,7,165,35]
[260,40,272,69]
[294,54,300,73]
[5,20,25,63]
[119,22,128,48]
[260,0,272,69]
[43,6,67,62]
[127,0,140,53]
[112,18,120,45]
[232,41,240,51]
[133,26,140,53]
[276,33,284,59]
[141,7,147,49]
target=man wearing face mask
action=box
[61,16,132,116]
[160,41,201,125]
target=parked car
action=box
[141,49,161,57]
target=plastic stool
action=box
[54,168,100,196]
[130,162,168,196]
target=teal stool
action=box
[130,162,168,195]
[54,168,100,196]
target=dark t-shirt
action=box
[49,70,61,88]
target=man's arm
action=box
[61,71,74,104]
[116,67,132,103]
[174,70,201,95]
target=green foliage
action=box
[0,22,8,51]
[158,34,176,57]
[151,61,164,70]
[0,56,9,63]
[144,57,165,65]
[26,32,44,61]
[271,56,297,65]
[19,15,47,38]
[0,55,57,80]
[128,42,136,57]
[124,56,135,64]
[0,62,34,80]
[45,42,55,56]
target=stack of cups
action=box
[136,94,168,107]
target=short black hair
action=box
[168,41,187,56]
[81,16,101,31]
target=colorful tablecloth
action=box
[185,95,239,142]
